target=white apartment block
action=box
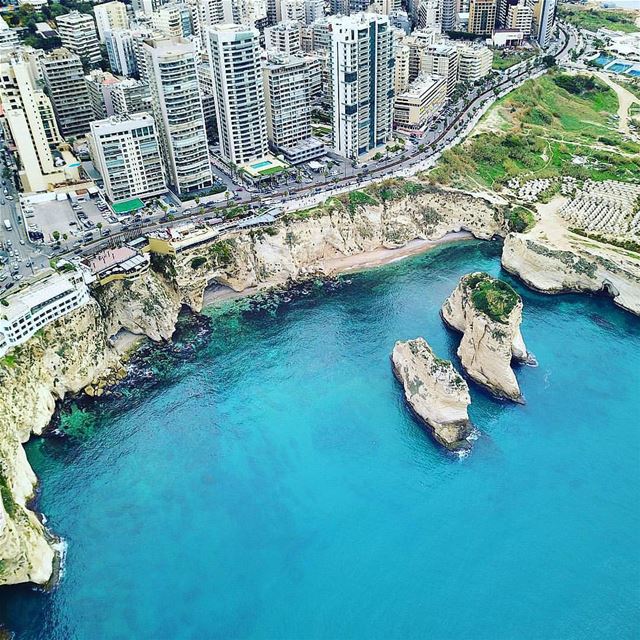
[94,1,130,42]
[0,270,91,358]
[186,0,225,49]
[207,24,269,166]
[41,48,95,137]
[89,113,167,202]
[393,73,446,133]
[144,37,213,195]
[263,53,323,163]
[404,28,439,82]
[56,11,102,66]
[265,21,302,55]
[0,52,72,193]
[105,28,140,77]
[278,0,305,22]
[0,17,19,52]
[152,3,194,39]
[456,43,492,83]
[329,13,395,160]
[420,43,458,96]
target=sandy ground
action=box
[202,231,475,308]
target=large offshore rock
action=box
[442,272,530,402]
[391,338,473,450]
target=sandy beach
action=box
[202,231,475,308]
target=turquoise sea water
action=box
[1,240,639,639]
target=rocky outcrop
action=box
[0,184,504,586]
[442,272,530,402]
[391,338,472,450]
[501,233,640,316]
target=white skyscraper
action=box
[265,20,302,55]
[144,37,213,195]
[207,24,269,166]
[328,12,394,160]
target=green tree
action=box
[52,230,60,241]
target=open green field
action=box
[429,71,640,191]
[558,5,639,33]
[492,49,535,70]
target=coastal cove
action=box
[1,240,639,639]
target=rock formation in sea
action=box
[442,272,530,402]
[392,338,472,450]
[502,233,640,316]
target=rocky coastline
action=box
[0,180,639,587]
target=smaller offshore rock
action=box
[391,338,473,451]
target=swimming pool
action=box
[251,160,273,170]
[593,55,614,66]
[608,62,632,73]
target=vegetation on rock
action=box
[464,273,520,323]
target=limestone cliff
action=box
[0,274,183,586]
[170,186,504,311]
[391,338,472,450]
[502,233,640,316]
[442,272,530,402]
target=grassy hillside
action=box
[558,5,639,33]
[429,71,640,191]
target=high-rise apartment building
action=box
[0,51,73,192]
[468,0,497,35]
[56,11,102,66]
[263,53,323,163]
[328,12,394,160]
[110,78,152,115]
[144,37,213,194]
[265,21,302,55]
[280,0,306,21]
[207,24,269,166]
[304,0,325,24]
[41,48,95,137]
[151,3,193,39]
[85,69,119,119]
[533,0,556,48]
[503,0,533,35]
[89,113,167,202]
[420,42,458,96]
[0,17,19,52]
[186,0,225,49]
[94,1,130,42]
[394,43,410,95]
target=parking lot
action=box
[24,197,116,246]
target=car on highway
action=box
[6,195,13,201]
[5,282,14,289]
